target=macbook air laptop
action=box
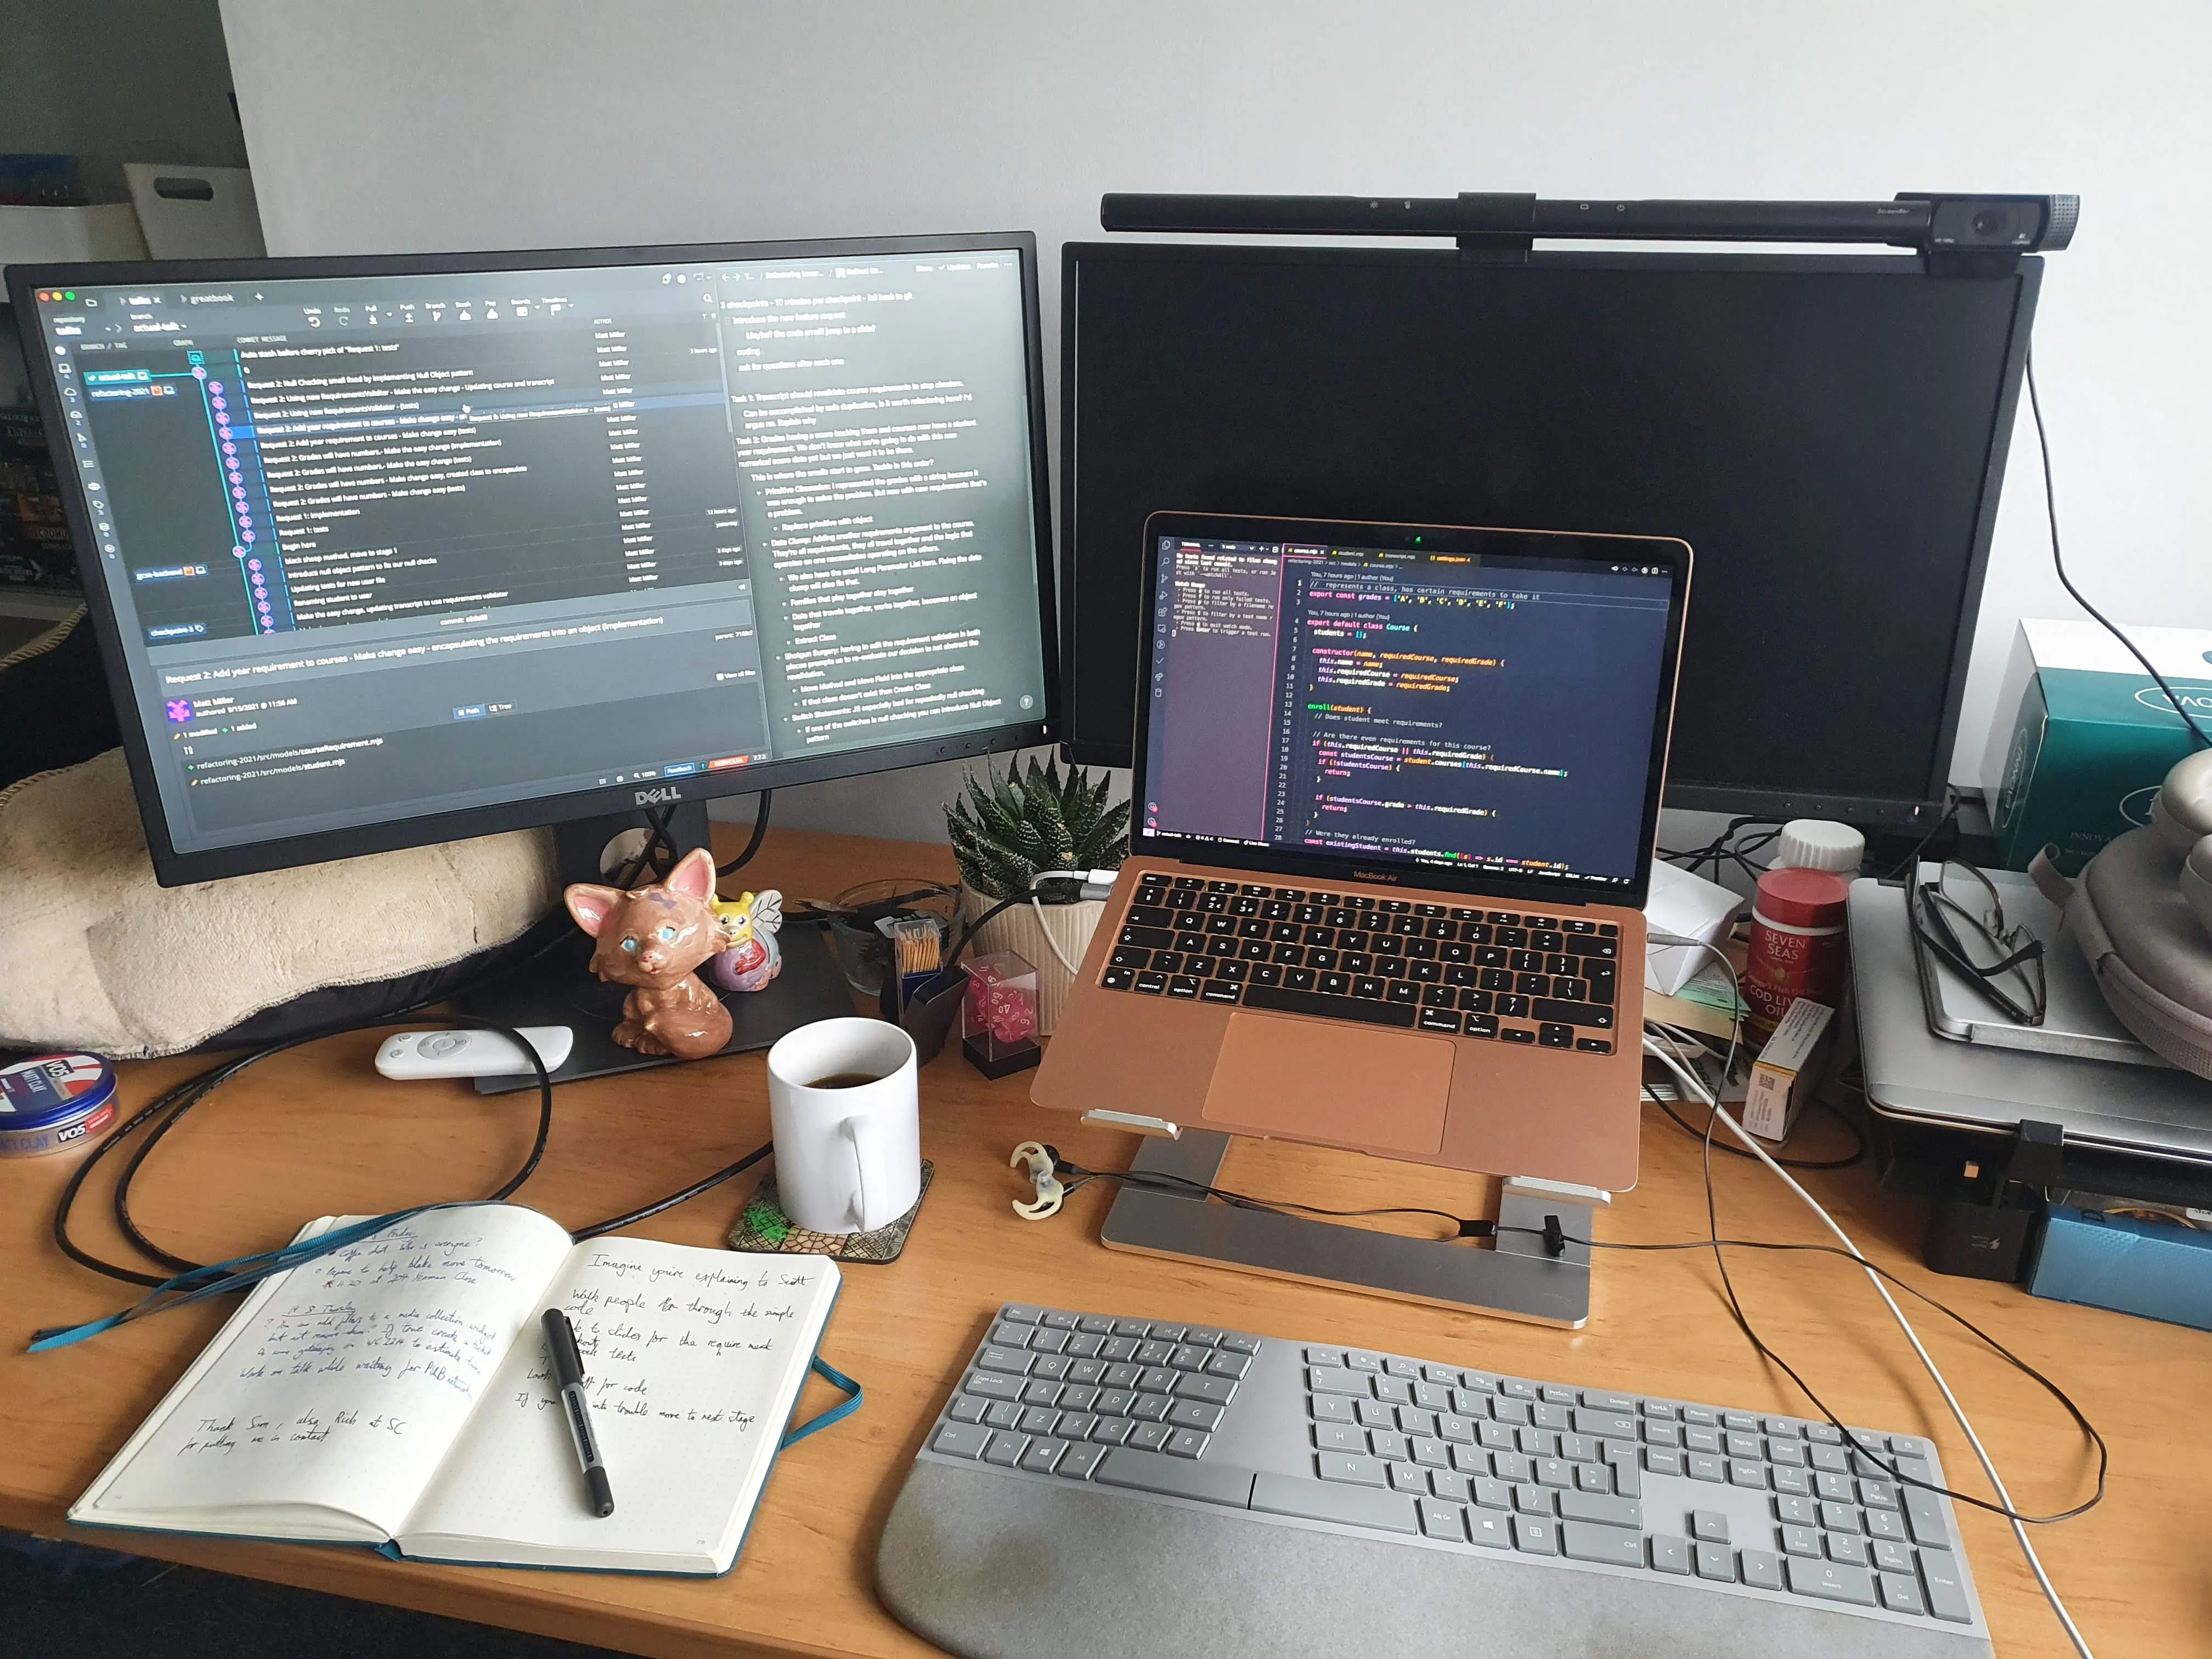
[1033,513,1690,1193]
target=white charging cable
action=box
[1024,868,1120,977]
[1642,1033,2096,1658]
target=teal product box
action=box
[1982,619,2212,876]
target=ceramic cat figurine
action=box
[563,847,732,1060]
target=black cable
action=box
[715,790,775,879]
[58,1017,556,1286]
[1881,788,1960,881]
[1669,1074,2101,1528]
[1035,1135,2103,1528]
[1507,1217,2107,1526]
[571,1139,772,1241]
[1644,1082,1866,1171]
[2027,352,2209,749]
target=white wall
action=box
[220,0,2212,842]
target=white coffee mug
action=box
[766,1017,922,1234]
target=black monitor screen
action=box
[16,236,1054,878]
[1065,246,2038,826]
[1138,527,1681,899]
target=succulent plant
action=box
[946,756,1130,901]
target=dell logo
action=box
[634,786,681,805]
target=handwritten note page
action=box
[400,1241,837,1570]
[80,1205,574,1540]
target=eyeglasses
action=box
[1910,861,2046,1027]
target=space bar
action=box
[1094,1447,1257,1508]
[1239,986,1418,1028]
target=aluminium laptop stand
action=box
[1098,1130,1600,1328]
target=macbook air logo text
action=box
[634,786,681,805]
[1352,869,1401,884]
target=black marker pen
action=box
[542,1307,614,1517]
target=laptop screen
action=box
[1136,525,1683,900]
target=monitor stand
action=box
[460,803,856,1093]
[1097,1131,1598,1328]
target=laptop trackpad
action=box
[1201,1013,1453,1155]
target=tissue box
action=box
[1644,858,1743,996]
[1982,619,2212,876]
[1739,998,1833,1142]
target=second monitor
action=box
[12,233,1058,884]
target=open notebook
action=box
[69,1205,845,1575]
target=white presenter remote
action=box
[375,1026,574,1079]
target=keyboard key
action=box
[1317,1452,1388,1487]
[1419,1497,1466,1540]
[947,1396,987,1424]
[933,1421,991,1458]
[1530,997,1611,1029]
[1242,984,1418,1027]
[1310,1367,1370,1396]
[1786,1557,1876,1606]
[1429,1470,1470,1504]
[984,1402,1023,1431]
[1649,1535,1692,1575]
[1819,1501,1860,1533]
[1561,1521,1644,1568]
[1096,1446,1255,1507]
[1920,1550,1974,1622]
[982,1431,1028,1467]
[1090,1417,1133,1446]
[1126,1421,1171,1451]
[1871,1539,1915,1576]
[1056,1442,1107,1481]
[1690,1509,1729,1543]
[1538,1023,1573,1048]
[1904,1485,1950,1548]
[1865,1508,1907,1544]
[1695,1541,1736,1581]
[1574,1409,1637,1441]
[1251,1471,1418,1535]
[1512,1514,1559,1555]
[1878,1571,1927,1615]
[1780,1524,1821,1557]
[1558,1492,1642,1530]
[1826,1533,1869,1567]
[1389,1463,1428,1493]
[1167,1400,1224,1432]
[1740,1547,1785,1590]
[1687,1453,1726,1482]
[1165,1427,1209,1458]
[1019,1437,1068,1474]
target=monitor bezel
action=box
[1128,510,1690,909]
[9,231,1061,885]
[1060,242,2041,832]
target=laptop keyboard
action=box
[1098,873,1621,1054]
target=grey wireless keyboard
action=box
[877,1303,1994,1659]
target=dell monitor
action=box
[9,232,1058,887]
[1059,244,2041,829]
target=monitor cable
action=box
[2027,350,2208,749]
[716,789,775,879]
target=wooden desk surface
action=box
[1,827,2202,1657]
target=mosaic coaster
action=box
[727,1159,934,1263]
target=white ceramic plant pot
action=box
[960,885,1104,1036]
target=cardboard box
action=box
[1982,619,2212,876]
[1740,997,1833,1142]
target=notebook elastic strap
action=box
[780,1356,863,1449]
